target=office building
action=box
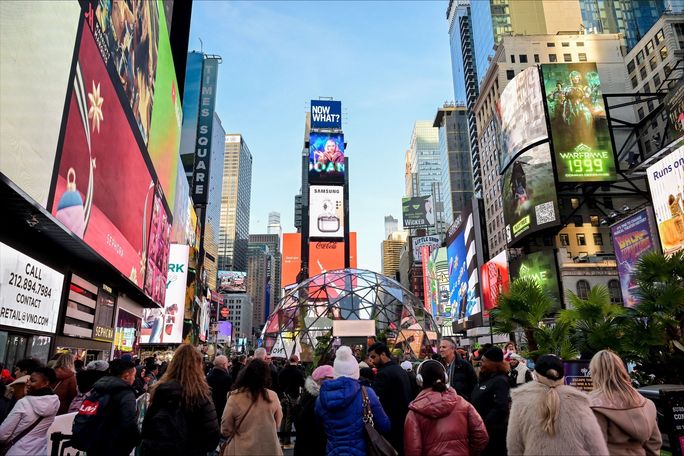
[223,294,253,341]
[219,134,253,271]
[384,215,399,239]
[267,212,282,238]
[381,231,407,279]
[247,243,275,334]
[249,234,281,307]
[405,121,441,200]
[203,113,226,290]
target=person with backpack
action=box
[0,367,60,456]
[71,359,140,456]
[141,344,220,456]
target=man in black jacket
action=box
[439,338,477,401]
[206,355,232,421]
[368,342,412,455]
[278,355,305,447]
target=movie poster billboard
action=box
[541,63,617,182]
[218,271,247,293]
[412,236,441,263]
[309,186,344,238]
[502,143,560,245]
[309,133,344,182]
[611,208,659,307]
[646,146,684,255]
[446,208,480,319]
[310,100,342,129]
[510,250,561,304]
[498,67,548,171]
[402,196,435,229]
[480,251,510,312]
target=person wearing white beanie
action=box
[333,346,360,379]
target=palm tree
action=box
[532,320,579,360]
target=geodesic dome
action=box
[261,269,440,362]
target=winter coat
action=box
[446,358,478,401]
[589,391,662,456]
[507,381,609,456]
[315,376,391,456]
[372,361,412,453]
[507,364,533,388]
[293,377,327,456]
[207,367,232,420]
[279,364,306,399]
[52,367,77,415]
[404,387,489,456]
[470,372,511,456]
[221,388,282,456]
[142,381,220,456]
[0,389,59,456]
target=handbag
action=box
[0,416,44,456]
[218,396,256,455]
[360,386,397,456]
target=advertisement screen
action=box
[446,207,480,319]
[480,251,510,312]
[402,196,436,229]
[218,271,247,293]
[542,63,617,182]
[140,243,188,344]
[143,193,171,305]
[309,185,344,238]
[646,146,684,255]
[510,250,560,304]
[309,241,345,277]
[499,67,548,171]
[664,79,684,143]
[281,233,302,287]
[310,100,342,129]
[611,208,659,307]
[412,236,441,263]
[309,133,344,182]
[502,142,560,245]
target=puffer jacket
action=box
[589,392,662,456]
[315,376,391,456]
[0,389,59,456]
[404,387,489,456]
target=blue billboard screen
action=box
[310,100,342,129]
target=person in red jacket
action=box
[404,359,489,456]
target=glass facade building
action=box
[406,121,441,199]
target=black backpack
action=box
[141,394,189,454]
[71,390,112,451]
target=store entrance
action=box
[3,335,27,373]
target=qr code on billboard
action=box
[535,201,556,225]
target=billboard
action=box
[611,208,660,307]
[143,193,171,305]
[309,185,344,238]
[646,146,684,255]
[502,142,560,245]
[191,58,219,205]
[498,67,548,171]
[664,79,684,143]
[541,63,617,182]
[309,241,345,277]
[446,206,480,319]
[402,196,435,229]
[140,244,188,344]
[480,251,510,312]
[309,133,344,182]
[282,233,302,287]
[412,236,441,263]
[510,250,560,304]
[310,100,342,129]
[218,271,247,293]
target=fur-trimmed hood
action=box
[304,376,320,397]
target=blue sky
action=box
[189,1,454,273]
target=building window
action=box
[506,69,515,80]
[563,53,572,62]
[576,280,591,299]
[627,60,636,73]
[571,198,580,209]
[640,66,648,80]
[655,28,664,45]
[590,215,600,227]
[631,76,638,88]
[608,280,623,304]
[636,50,645,65]
[645,40,654,55]
[649,56,657,70]
[519,54,528,63]
[593,233,603,246]
[647,99,655,112]
[578,53,587,62]
[562,42,570,47]
[654,73,661,88]
[577,41,584,47]
[638,107,645,119]
[510,54,516,63]
[549,54,557,62]
[574,215,584,227]
[534,54,540,63]
[660,46,668,60]
[664,64,672,76]
[576,233,587,245]
[547,42,556,47]
[560,233,570,247]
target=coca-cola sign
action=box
[315,242,338,250]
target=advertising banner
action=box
[309,241,345,277]
[480,251,510,312]
[310,100,342,129]
[92,287,116,342]
[218,271,247,293]
[421,246,432,314]
[446,206,480,319]
[412,236,441,263]
[191,58,219,205]
[510,250,561,304]
[309,133,345,183]
[140,244,188,344]
[309,185,344,238]
[217,321,232,344]
[664,79,684,142]
[498,67,548,171]
[611,208,660,307]
[502,142,560,245]
[563,360,593,392]
[646,146,684,255]
[143,193,171,306]
[0,242,64,333]
[541,63,617,182]
[281,233,302,287]
[402,196,436,229]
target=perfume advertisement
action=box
[309,185,344,238]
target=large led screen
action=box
[542,63,616,182]
[498,67,548,171]
[510,251,560,304]
[402,196,436,229]
[218,271,247,293]
[480,251,510,312]
[309,241,345,277]
[281,233,302,287]
[611,208,659,307]
[664,79,684,143]
[646,146,684,255]
[309,133,345,182]
[502,142,560,245]
[310,100,342,129]
[309,185,344,238]
[143,193,171,305]
[446,207,480,320]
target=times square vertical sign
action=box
[192,58,219,205]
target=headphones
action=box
[415,359,449,388]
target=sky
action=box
[188,1,455,273]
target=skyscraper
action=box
[246,242,275,334]
[203,113,226,290]
[404,121,441,199]
[219,134,252,271]
[384,215,399,239]
[267,212,282,237]
[248,233,281,308]
[381,231,407,279]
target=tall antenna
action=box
[198,37,203,53]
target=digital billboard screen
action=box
[402,196,435,229]
[646,146,684,255]
[310,100,342,129]
[309,185,344,239]
[541,62,617,182]
[218,271,247,293]
[412,235,441,264]
[664,79,684,143]
[502,142,560,245]
[510,250,560,304]
[309,133,344,182]
[498,67,548,171]
[309,241,345,277]
[143,193,171,306]
[281,233,302,287]
[480,251,510,313]
[446,206,480,319]
[611,208,660,307]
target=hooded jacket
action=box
[0,389,59,456]
[52,367,77,415]
[507,381,609,456]
[589,392,662,456]
[294,377,326,456]
[315,376,391,456]
[404,387,489,456]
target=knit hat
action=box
[509,353,523,362]
[312,365,334,382]
[483,347,504,362]
[535,354,564,381]
[333,346,359,379]
[400,361,412,371]
[86,360,110,372]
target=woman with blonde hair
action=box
[507,354,608,455]
[50,353,77,415]
[141,345,220,456]
[589,350,662,455]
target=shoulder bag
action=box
[219,395,256,455]
[361,386,397,456]
[0,416,44,456]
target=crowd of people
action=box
[0,339,663,456]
